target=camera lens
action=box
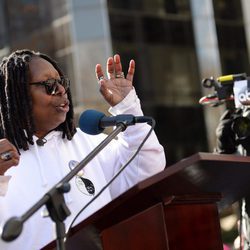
[232,116,250,139]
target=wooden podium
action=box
[43,152,250,250]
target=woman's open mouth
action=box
[55,100,69,113]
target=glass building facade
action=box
[0,0,249,166]
[108,1,206,164]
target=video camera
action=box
[199,73,247,107]
[199,73,250,139]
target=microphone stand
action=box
[1,123,127,250]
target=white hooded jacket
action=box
[0,89,166,249]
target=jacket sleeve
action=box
[102,88,166,198]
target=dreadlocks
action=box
[0,49,76,153]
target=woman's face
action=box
[29,56,70,138]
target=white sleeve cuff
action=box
[109,88,143,116]
[0,175,11,196]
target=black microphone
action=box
[79,109,153,135]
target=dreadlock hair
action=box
[0,49,76,153]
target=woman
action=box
[0,49,165,249]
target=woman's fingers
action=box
[126,59,135,82]
[114,54,123,77]
[0,139,19,175]
[95,64,105,81]
[106,57,115,79]
[96,54,135,81]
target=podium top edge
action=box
[136,152,250,190]
[193,152,250,163]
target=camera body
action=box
[201,73,250,140]
[231,108,250,139]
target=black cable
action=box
[64,119,155,241]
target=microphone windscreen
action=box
[79,109,105,135]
